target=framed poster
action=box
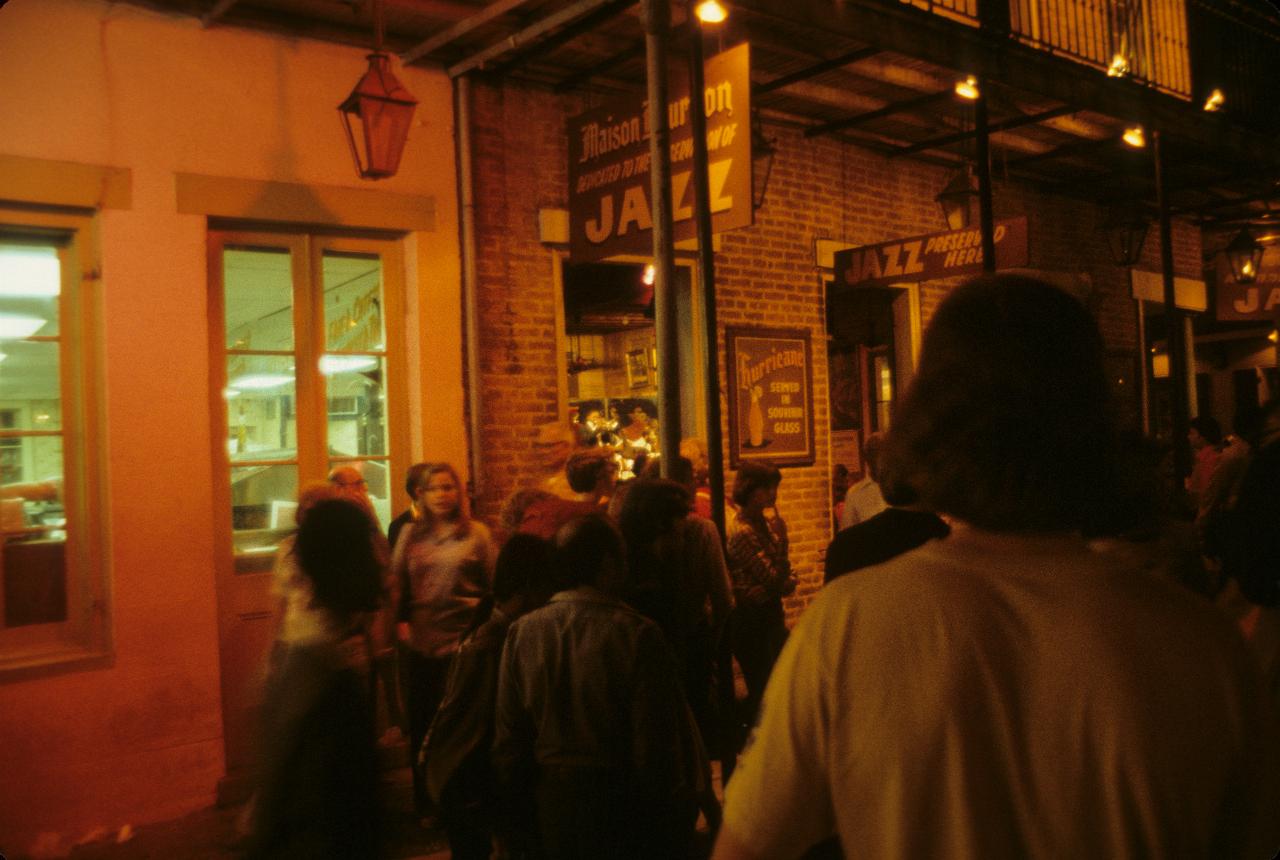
[725,326,815,468]
[626,349,650,388]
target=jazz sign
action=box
[831,216,1029,289]
[1216,245,1280,321]
[567,43,752,262]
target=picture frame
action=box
[725,326,816,468]
[626,348,650,389]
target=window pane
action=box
[230,463,297,574]
[0,243,60,338]
[328,458,390,531]
[2,436,65,629]
[0,341,61,430]
[325,355,387,459]
[323,253,383,352]
[3,533,67,627]
[226,355,296,461]
[224,247,293,351]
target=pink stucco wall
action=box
[0,1,463,854]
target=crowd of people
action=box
[242,273,1279,859]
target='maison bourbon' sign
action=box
[831,216,1030,289]
[567,43,752,262]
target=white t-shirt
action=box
[840,477,887,530]
[723,525,1280,859]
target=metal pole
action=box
[687,20,727,537]
[1135,293,1150,435]
[975,77,996,273]
[644,0,681,476]
[456,75,485,497]
[1154,129,1192,485]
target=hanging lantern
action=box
[936,166,979,231]
[1103,208,1149,267]
[1225,228,1264,284]
[339,53,418,180]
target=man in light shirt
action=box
[714,275,1280,860]
[838,432,887,530]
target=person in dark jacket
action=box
[824,472,949,585]
[421,533,556,860]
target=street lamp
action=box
[1103,208,1149,266]
[338,0,417,180]
[1225,228,1264,284]
[936,166,979,230]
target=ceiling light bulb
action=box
[1122,125,1146,148]
[1203,88,1224,112]
[0,313,47,339]
[1107,54,1129,77]
[695,0,727,23]
[954,76,980,100]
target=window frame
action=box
[0,205,111,679]
[207,229,409,575]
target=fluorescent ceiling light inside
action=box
[0,247,60,298]
[224,388,241,399]
[320,354,379,375]
[229,373,293,390]
[0,313,47,339]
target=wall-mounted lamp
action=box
[1103,208,1149,267]
[1107,53,1130,78]
[1203,88,1225,112]
[695,0,727,23]
[954,76,980,100]
[936,166,979,230]
[338,0,417,180]
[1122,124,1146,148]
[1225,228,1264,284]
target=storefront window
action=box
[0,211,108,672]
[213,234,402,572]
[562,260,701,479]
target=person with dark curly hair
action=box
[714,275,1280,860]
[249,497,385,859]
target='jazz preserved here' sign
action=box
[831,216,1029,289]
[567,43,752,262]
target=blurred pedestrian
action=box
[248,497,385,859]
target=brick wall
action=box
[466,78,1201,620]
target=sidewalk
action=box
[61,763,450,860]
[56,756,724,860]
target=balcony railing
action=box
[899,0,1193,99]
[1188,0,1280,132]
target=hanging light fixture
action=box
[1103,207,1149,266]
[1203,88,1225,112]
[936,165,979,230]
[338,0,418,180]
[1122,124,1146,148]
[1225,228,1265,284]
